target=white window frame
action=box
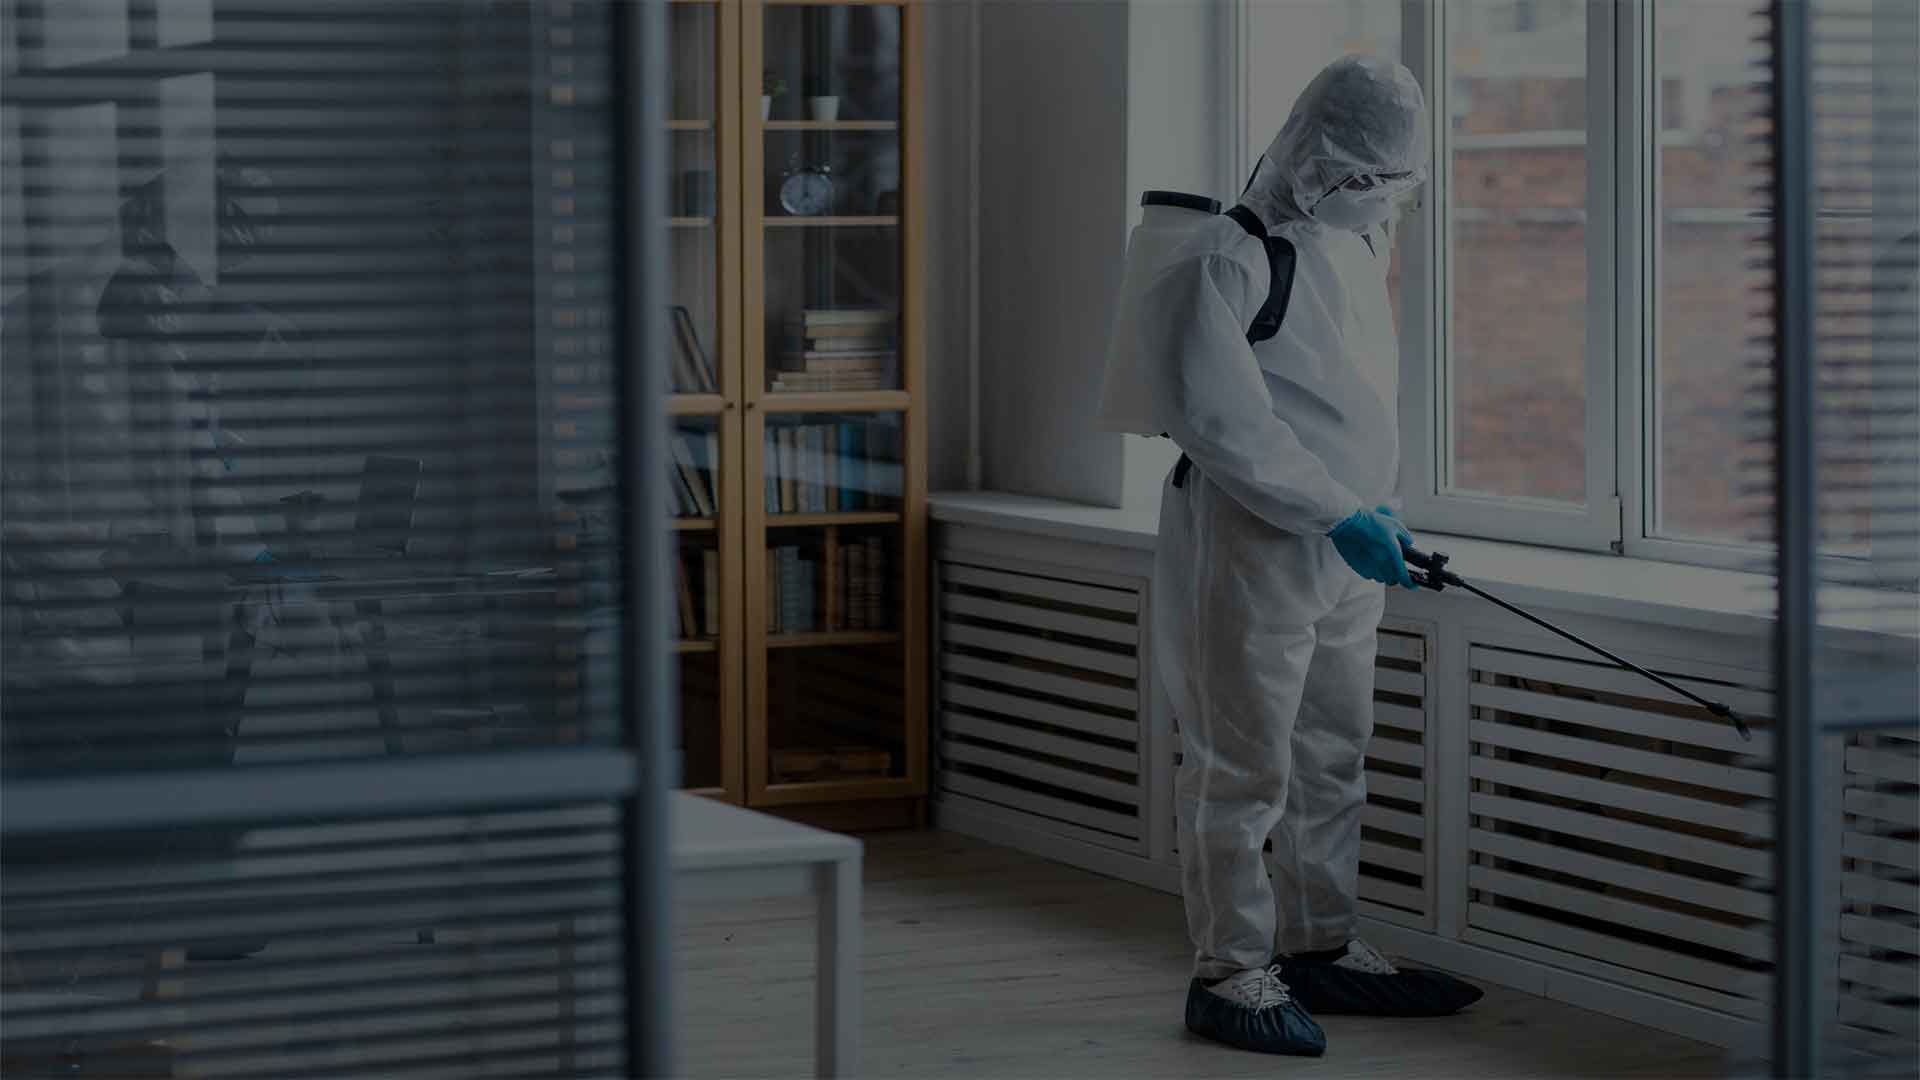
[1231,0,1787,569]
[1396,0,1622,553]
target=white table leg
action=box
[815,857,860,1078]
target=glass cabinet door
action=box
[746,1,920,805]
[669,0,741,799]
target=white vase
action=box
[761,95,772,121]
[807,96,840,122]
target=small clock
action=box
[779,163,834,217]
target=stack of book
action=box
[766,535,890,635]
[772,308,897,393]
[673,546,721,639]
[668,430,721,518]
[764,421,902,514]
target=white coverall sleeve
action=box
[1137,251,1365,535]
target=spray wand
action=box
[1401,545,1754,741]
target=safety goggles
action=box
[1329,170,1415,195]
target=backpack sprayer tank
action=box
[1094,191,1223,436]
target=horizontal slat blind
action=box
[1,2,641,1075]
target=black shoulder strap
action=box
[1222,205,1297,345]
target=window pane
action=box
[1653,0,1773,543]
[1446,0,1587,503]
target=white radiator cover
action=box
[931,521,1920,1053]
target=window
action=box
[1238,1,1784,565]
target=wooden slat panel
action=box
[940,592,1137,646]
[1840,913,1920,955]
[1364,803,1424,839]
[1468,903,1770,1000]
[1469,865,1772,962]
[941,682,1138,743]
[940,770,1139,840]
[1844,787,1920,830]
[1842,830,1920,873]
[935,791,1144,856]
[1376,632,1425,664]
[1358,877,1428,914]
[943,623,1138,680]
[1470,719,1773,798]
[1844,871,1920,915]
[1468,646,1776,718]
[1374,701,1426,734]
[1846,746,1920,785]
[1367,736,1424,770]
[941,653,1136,712]
[1358,839,1425,876]
[1462,919,1770,1020]
[1469,793,1772,879]
[1375,668,1425,698]
[1358,900,1430,930]
[1470,682,1768,758]
[1840,954,1920,998]
[1470,757,1772,838]
[1471,828,1772,920]
[1366,771,1425,805]
[1839,995,1920,1037]
[941,562,1138,615]
[940,740,1140,807]
[941,711,1138,774]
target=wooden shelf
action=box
[766,512,900,528]
[671,216,716,228]
[766,631,901,650]
[758,390,910,413]
[667,393,727,416]
[763,215,898,228]
[676,639,720,654]
[763,120,898,132]
[668,120,714,131]
[673,518,719,532]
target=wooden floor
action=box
[675,829,1729,1078]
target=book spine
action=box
[824,529,841,632]
[702,549,720,637]
[782,547,803,634]
[845,543,866,630]
[704,431,721,510]
[865,536,885,629]
[779,428,798,513]
[766,546,780,633]
[825,424,840,515]
[765,427,780,513]
[675,551,698,637]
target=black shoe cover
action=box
[1184,979,1327,1056]
[1275,957,1484,1017]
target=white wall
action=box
[919,0,977,494]
[966,0,1227,508]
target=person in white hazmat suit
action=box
[1137,55,1482,1057]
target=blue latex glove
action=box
[1328,505,1416,589]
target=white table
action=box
[670,792,863,1077]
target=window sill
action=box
[929,490,1912,645]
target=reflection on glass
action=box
[158,0,215,47]
[669,416,722,521]
[669,3,717,124]
[679,651,724,788]
[764,227,900,392]
[40,0,128,67]
[1654,0,1772,544]
[763,4,901,124]
[762,411,903,517]
[767,641,906,783]
[1447,0,1587,503]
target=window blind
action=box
[1,2,661,1074]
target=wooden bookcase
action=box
[667,0,926,826]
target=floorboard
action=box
[675,830,1729,1078]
